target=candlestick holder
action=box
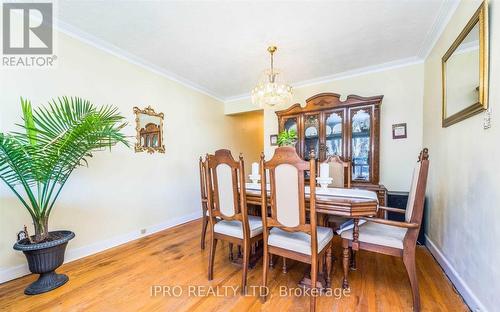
[316,177,332,189]
[249,174,261,186]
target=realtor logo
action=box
[2,2,56,67]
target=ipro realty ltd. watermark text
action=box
[151,285,351,299]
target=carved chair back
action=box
[403,148,430,248]
[260,147,318,252]
[199,157,208,203]
[205,150,249,234]
[323,155,351,188]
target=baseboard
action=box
[0,211,201,284]
[425,234,486,311]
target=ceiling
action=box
[57,0,457,101]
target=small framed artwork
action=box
[270,134,278,146]
[392,123,407,139]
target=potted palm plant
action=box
[0,97,128,295]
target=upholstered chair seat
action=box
[340,222,407,249]
[214,215,263,239]
[268,226,333,255]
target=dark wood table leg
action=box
[350,218,359,270]
[231,243,263,269]
[298,268,328,291]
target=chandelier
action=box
[251,46,293,108]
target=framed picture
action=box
[392,123,407,139]
[270,134,278,146]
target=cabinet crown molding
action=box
[276,93,384,116]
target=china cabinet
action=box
[276,93,387,205]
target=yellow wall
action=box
[0,31,260,278]
[226,63,424,191]
[227,111,264,175]
[422,0,500,310]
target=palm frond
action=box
[0,97,129,242]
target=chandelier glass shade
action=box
[251,46,293,108]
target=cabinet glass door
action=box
[303,114,319,160]
[351,108,371,182]
[283,116,299,153]
[325,110,344,158]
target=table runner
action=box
[245,183,378,202]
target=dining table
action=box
[244,183,379,288]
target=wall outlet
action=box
[140,228,146,234]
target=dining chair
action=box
[205,149,263,294]
[322,155,352,231]
[324,155,351,188]
[199,156,209,250]
[316,155,356,270]
[340,148,429,312]
[260,147,333,312]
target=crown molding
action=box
[417,0,460,60]
[54,0,459,105]
[293,57,423,89]
[224,56,423,103]
[54,20,225,103]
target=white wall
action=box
[423,0,500,310]
[0,31,256,280]
[226,63,424,191]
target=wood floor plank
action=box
[0,219,468,311]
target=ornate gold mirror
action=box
[133,106,165,154]
[442,1,488,127]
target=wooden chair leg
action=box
[326,244,332,288]
[282,257,287,273]
[403,249,420,312]
[241,241,250,295]
[342,240,350,289]
[262,249,269,302]
[229,243,233,261]
[200,214,208,250]
[310,257,318,312]
[270,254,274,268]
[208,237,217,280]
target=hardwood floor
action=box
[0,219,467,312]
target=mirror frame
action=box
[442,0,488,128]
[133,106,165,154]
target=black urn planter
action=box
[13,230,75,295]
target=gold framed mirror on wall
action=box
[442,0,488,128]
[133,106,165,154]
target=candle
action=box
[251,162,259,176]
[320,163,329,178]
